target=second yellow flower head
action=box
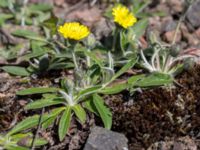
[58,22,90,41]
[112,5,137,29]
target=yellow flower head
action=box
[112,5,137,29]
[58,22,90,40]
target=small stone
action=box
[93,18,113,40]
[161,17,177,33]
[84,126,128,150]
[67,7,102,28]
[54,0,65,6]
[181,23,199,46]
[186,0,200,28]
[155,3,170,15]
[18,100,28,106]
[189,34,199,46]
[167,0,183,14]
[163,30,181,43]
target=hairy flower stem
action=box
[86,49,91,85]
[108,51,114,69]
[69,41,79,71]
[72,51,78,71]
[112,27,119,52]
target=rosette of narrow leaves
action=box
[139,43,200,76]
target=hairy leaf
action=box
[17,87,59,95]
[8,115,49,136]
[25,98,65,110]
[72,104,86,124]
[100,82,127,94]
[2,66,30,76]
[58,107,71,141]
[111,59,137,82]
[135,72,173,87]
[93,94,112,129]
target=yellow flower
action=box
[112,5,137,29]
[58,22,90,40]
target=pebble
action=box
[84,126,128,150]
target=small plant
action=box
[139,42,199,76]
[14,18,138,142]
[16,57,137,141]
[102,3,148,69]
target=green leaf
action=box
[100,82,127,94]
[8,107,64,136]
[25,98,65,110]
[0,0,9,7]
[120,31,128,53]
[29,3,52,12]
[76,85,102,100]
[42,115,57,129]
[111,59,137,82]
[12,29,46,42]
[93,94,112,129]
[83,99,99,116]
[22,42,48,60]
[72,104,86,124]
[25,137,48,147]
[58,106,71,141]
[132,0,151,15]
[42,94,58,99]
[129,19,148,40]
[11,133,32,141]
[22,51,47,61]
[48,62,74,70]
[17,87,59,95]
[5,145,29,150]
[42,107,65,129]
[135,72,173,87]
[127,74,145,85]
[84,50,103,67]
[8,115,49,136]
[1,66,30,76]
[0,13,13,26]
[43,14,58,35]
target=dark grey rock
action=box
[161,20,177,33]
[186,0,200,28]
[84,126,128,150]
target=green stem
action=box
[112,27,119,52]
[108,51,113,69]
[86,49,91,85]
[72,51,78,70]
[69,40,79,70]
